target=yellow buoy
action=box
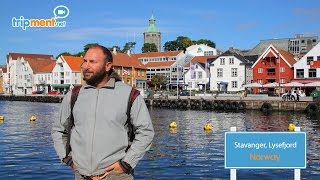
[169,127,177,134]
[288,123,296,132]
[203,123,213,131]
[0,116,4,121]
[30,115,37,121]
[169,121,177,128]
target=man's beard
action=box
[83,69,108,86]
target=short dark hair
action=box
[88,44,113,63]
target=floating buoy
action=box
[30,115,37,121]
[169,121,177,128]
[0,116,4,121]
[288,123,296,132]
[203,123,213,130]
[169,127,177,134]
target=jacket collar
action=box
[84,78,116,89]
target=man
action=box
[52,45,154,180]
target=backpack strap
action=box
[65,85,82,158]
[126,88,140,145]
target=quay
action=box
[0,94,318,114]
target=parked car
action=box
[282,90,305,101]
[48,91,61,95]
[180,90,191,96]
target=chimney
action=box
[127,49,131,56]
[113,47,117,54]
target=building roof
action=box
[189,55,217,66]
[63,56,83,71]
[1,67,7,73]
[144,61,175,68]
[145,14,160,33]
[219,50,254,64]
[252,44,296,68]
[7,53,53,63]
[278,49,296,66]
[24,58,56,73]
[112,53,146,69]
[133,51,181,58]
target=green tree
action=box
[122,42,136,53]
[163,40,178,51]
[195,39,216,48]
[56,52,72,59]
[176,36,193,51]
[142,43,158,53]
[151,74,167,91]
[164,36,216,51]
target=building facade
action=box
[252,44,296,94]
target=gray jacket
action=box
[52,78,154,176]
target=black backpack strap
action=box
[126,88,140,145]
[65,85,82,158]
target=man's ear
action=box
[105,62,113,72]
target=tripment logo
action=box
[12,5,69,30]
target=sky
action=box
[1,0,320,64]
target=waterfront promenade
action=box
[0,93,317,112]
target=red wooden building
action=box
[252,44,296,95]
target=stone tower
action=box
[143,14,161,52]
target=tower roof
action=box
[146,14,159,33]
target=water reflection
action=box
[0,101,319,179]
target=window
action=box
[257,79,263,84]
[138,70,140,77]
[55,72,58,76]
[229,58,234,64]
[232,81,237,88]
[220,58,225,65]
[231,68,237,77]
[258,68,263,73]
[117,68,120,75]
[317,56,320,61]
[280,78,285,83]
[309,69,316,78]
[280,67,285,72]
[296,69,304,78]
[142,71,145,76]
[307,56,313,65]
[66,72,70,76]
[217,68,223,77]
[198,71,202,79]
[75,79,78,84]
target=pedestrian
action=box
[52,45,154,180]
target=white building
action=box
[6,53,54,95]
[184,61,209,91]
[52,55,82,93]
[210,50,254,93]
[293,42,320,79]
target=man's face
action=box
[82,48,109,86]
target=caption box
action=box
[225,132,306,169]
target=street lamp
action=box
[278,52,281,97]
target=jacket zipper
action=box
[90,89,99,173]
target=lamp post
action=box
[278,52,281,97]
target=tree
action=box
[195,39,216,48]
[142,43,158,53]
[122,42,136,53]
[151,74,167,91]
[163,36,216,51]
[56,52,72,59]
[176,36,193,51]
[163,40,178,51]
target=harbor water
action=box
[0,101,319,179]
